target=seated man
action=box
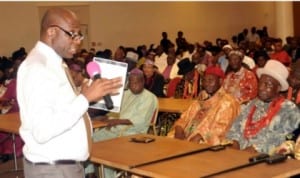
[226,60,300,154]
[93,68,158,140]
[223,50,258,104]
[175,58,200,99]
[168,66,240,145]
[87,68,158,178]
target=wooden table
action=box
[0,112,107,174]
[0,112,21,174]
[0,112,107,131]
[90,134,300,178]
[0,112,20,134]
[158,98,194,113]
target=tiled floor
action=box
[0,157,24,178]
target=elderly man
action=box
[226,60,300,154]
[168,66,240,145]
[87,68,158,178]
[223,50,258,104]
[93,68,158,140]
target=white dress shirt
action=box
[17,41,90,163]
[154,52,168,73]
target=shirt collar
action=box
[36,41,63,67]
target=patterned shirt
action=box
[223,67,258,104]
[168,87,240,145]
[226,98,300,153]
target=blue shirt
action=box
[226,98,300,153]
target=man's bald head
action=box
[40,8,79,37]
[39,8,82,59]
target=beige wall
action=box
[0,2,276,56]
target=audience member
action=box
[124,51,138,73]
[89,68,158,177]
[237,28,249,45]
[239,48,256,70]
[0,61,22,163]
[154,45,168,73]
[252,50,270,74]
[175,30,187,54]
[218,44,232,72]
[223,50,258,104]
[162,53,179,82]
[270,38,291,67]
[160,31,173,53]
[262,38,274,56]
[168,66,240,145]
[286,37,300,63]
[175,58,200,99]
[143,59,165,97]
[113,46,126,62]
[226,60,300,154]
[247,26,260,44]
[287,60,300,108]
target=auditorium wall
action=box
[0,2,276,56]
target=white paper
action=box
[89,57,128,113]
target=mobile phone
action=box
[130,137,155,143]
[266,154,287,164]
[249,153,270,163]
[210,145,226,151]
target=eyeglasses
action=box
[50,25,84,41]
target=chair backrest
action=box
[148,108,158,135]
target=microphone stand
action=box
[129,143,232,169]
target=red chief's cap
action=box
[205,66,225,79]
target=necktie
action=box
[63,63,93,154]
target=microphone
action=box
[86,61,114,110]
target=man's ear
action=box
[47,27,56,38]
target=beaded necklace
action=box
[243,96,285,139]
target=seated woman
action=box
[142,59,165,97]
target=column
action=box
[275,1,294,40]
